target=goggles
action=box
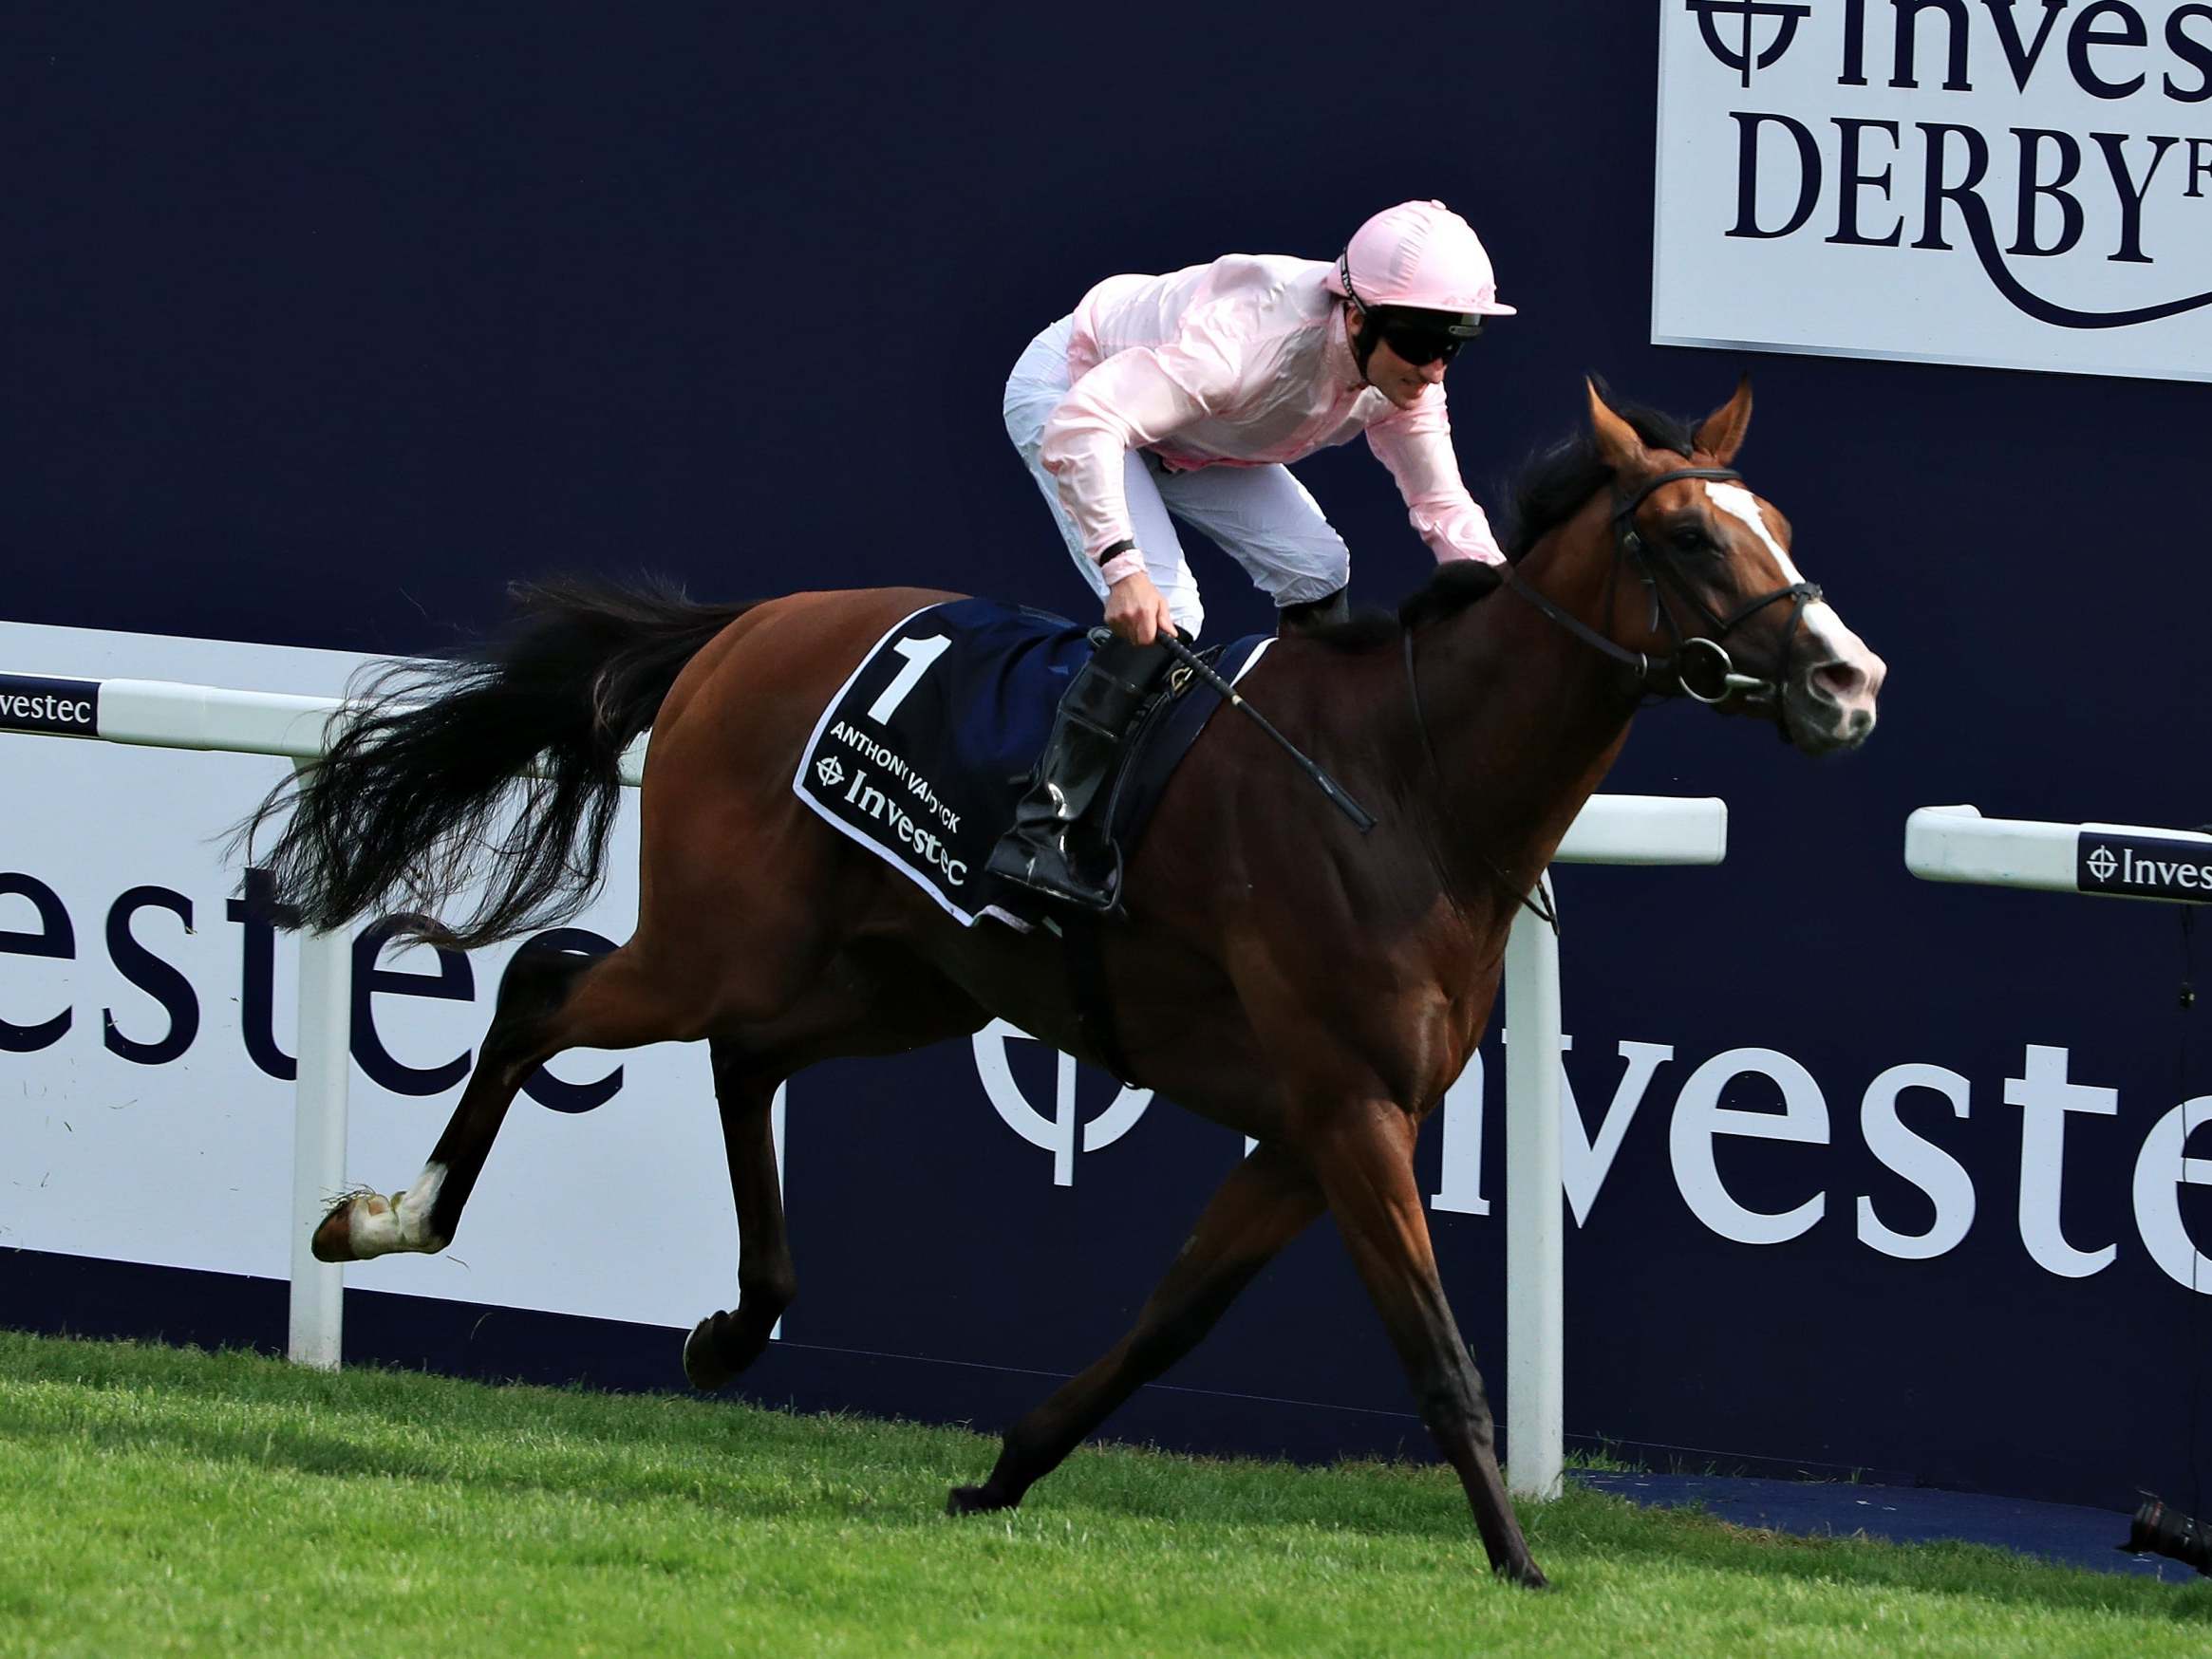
[1378,322,1473,365]
[1355,297,1487,367]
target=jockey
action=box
[988,198,1517,910]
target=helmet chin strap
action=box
[1345,301,1381,381]
[1338,252,1383,381]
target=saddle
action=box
[791,597,1268,932]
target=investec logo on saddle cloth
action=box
[2078,829,2212,900]
[1655,2,2212,382]
[0,673,100,736]
[792,598,1270,927]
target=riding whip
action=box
[1119,629,1377,833]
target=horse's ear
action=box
[1693,376,1754,465]
[1585,377,1645,472]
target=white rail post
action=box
[1496,795,1728,1503]
[286,758,351,1370]
[1504,876,1565,1501]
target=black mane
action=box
[1498,397,1696,562]
[1303,391,1699,651]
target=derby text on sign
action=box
[1656,0,2212,382]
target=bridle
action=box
[1500,465,1824,719]
[1401,463,1825,929]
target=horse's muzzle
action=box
[1783,613,1886,755]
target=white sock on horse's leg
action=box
[345,1163,450,1257]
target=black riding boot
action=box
[1277,585,1349,636]
[985,631,1173,910]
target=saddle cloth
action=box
[791,597,1271,927]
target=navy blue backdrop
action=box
[4,2,2208,1513]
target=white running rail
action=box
[1906,805,2212,906]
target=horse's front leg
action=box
[1311,1098,1548,1590]
[948,1142,1323,1514]
[683,1039,794,1389]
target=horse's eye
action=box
[1671,528,1714,555]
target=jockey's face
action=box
[1351,305,1451,411]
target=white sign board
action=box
[0,622,749,1333]
[1654,0,2212,382]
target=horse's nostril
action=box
[1813,661,1865,702]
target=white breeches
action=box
[1003,316,1352,640]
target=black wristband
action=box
[1095,537,1138,567]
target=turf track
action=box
[0,1330,2203,1656]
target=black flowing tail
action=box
[241,575,755,948]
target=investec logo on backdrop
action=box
[1655,2,2212,380]
[971,1019,1152,1185]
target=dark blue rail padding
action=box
[1,1248,289,1356]
[1574,1471,2200,1582]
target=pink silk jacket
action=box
[1039,253,1506,569]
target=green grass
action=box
[0,1330,2203,1657]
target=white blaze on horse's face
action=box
[1702,481,1886,755]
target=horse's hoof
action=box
[683,1311,774,1390]
[947,1483,1015,1516]
[309,1192,384,1263]
[683,1316,734,1391]
[1498,1558,1551,1592]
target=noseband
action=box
[1500,466,1824,720]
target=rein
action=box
[1399,463,1823,930]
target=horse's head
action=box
[1581,378,1885,756]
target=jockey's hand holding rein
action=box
[1101,561,1177,645]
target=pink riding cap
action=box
[1325,200,1517,319]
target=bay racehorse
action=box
[252,380,1884,1589]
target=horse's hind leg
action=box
[681,1038,794,1390]
[310,939,694,1261]
[948,1143,1323,1515]
[676,946,986,1390]
[1310,1101,1547,1589]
